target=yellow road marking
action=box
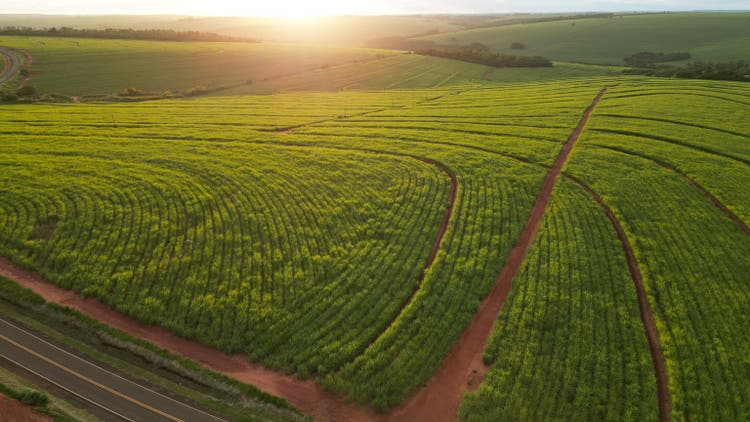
[0,333,182,422]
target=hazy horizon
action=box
[1,1,748,18]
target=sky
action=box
[1,0,748,17]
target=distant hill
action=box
[418,12,750,65]
[0,14,468,47]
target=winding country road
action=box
[0,317,226,422]
[0,47,23,85]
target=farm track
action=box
[386,86,609,421]
[0,257,378,422]
[14,50,33,89]
[591,128,750,166]
[0,85,670,421]
[565,175,671,422]
[0,142,457,422]
[595,145,750,236]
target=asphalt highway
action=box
[0,47,22,85]
[0,317,226,422]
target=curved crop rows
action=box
[2,77,747,421]
[0,80,616,415]
[568,80,750,419]
[459,180,658,421]
[0,141,454,378]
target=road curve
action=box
[0,47,22,85]
[0,318,226,422]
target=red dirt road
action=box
[21,50,33,67]
[0,146,457,421]
[17,50,33,89]
[0,257,378,422]
[0,87,615,422]
[0,394,50,422]
[600,145,750,237]
[387,86,610,421]
[17,74,31,90]
[567,175,670,422]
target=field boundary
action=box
[0,141,460,422]
[566,175,671,422]
[17,50,33,89]
[591,128,750,167]
[0,84,681,422]
[387,86,609,421]
[595,145,750,236]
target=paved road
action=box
[0,318,226,422]
[0,47,22,85]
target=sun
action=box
[229,1,333,19]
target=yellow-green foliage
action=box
[566,79,750,420]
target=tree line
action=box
[0,26,258,43]
[417,44,552,68]
[625,61,750,82]
[624,51,691,66]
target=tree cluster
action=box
[417,45,552,68]
[625,61,750,82]
[624,51,691,66]
[0,26,258,43]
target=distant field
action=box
[421,12,750,65]
[0,35,619,97]
[0,15,468,47]
[221,59,621,94]
[0,36,392,96]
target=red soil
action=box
[0,150,459,422]
[17,50,33,89]
[387,86,610,422]
[602,146,750,237]
[0,87,617,422]
[0,257,378,422]
[423,161,457,269]
[0,394,50,422]
[17,75,31,90]
[566,176,671,422]
[22,50,33,67]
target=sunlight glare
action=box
[230,0,341,19]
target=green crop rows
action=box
[459,179,657,420]
[566,79,750,420]
[0,76,748,419]
[422,12,750,65]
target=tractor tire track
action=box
[388,86,610,422]
[595,144,750,236]
[0,142,457,422]
[0,85,660,422]
[565,175,671,422]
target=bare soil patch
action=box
[0,393,50,422]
